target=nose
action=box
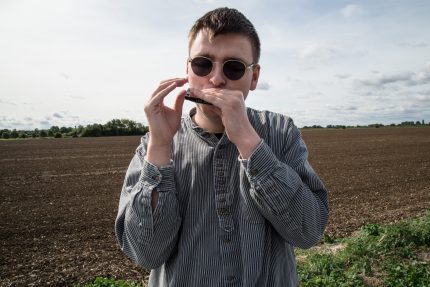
[209,62,226,87]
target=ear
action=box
[186,60,189,75]
[249,64,260,91]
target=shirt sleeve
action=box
[240,119,329,249]
[115,139,182,269]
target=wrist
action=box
[146,141,172,167]
[235,131,261,159]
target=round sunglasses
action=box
[188,56,256,81]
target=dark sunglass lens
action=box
[224,61,246,80]
[191,57,212,77]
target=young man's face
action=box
[187,29,260,116]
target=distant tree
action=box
[10,129,19,138]
[81,124,103,137]
[400,121,414,126]
[39,130,48,137]
[2,131,10,139]
[0,129,8,138]
[60,126,72,133]
[49,126,60,134]
[54,132,62,138]
[369,123,384,128]
[19,132,27,138]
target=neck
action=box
[193,109,225,134]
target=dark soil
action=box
[1,127,429,286]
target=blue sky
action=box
[1,0,429,129]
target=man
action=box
[116,7,329,287]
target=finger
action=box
[153,77,188,96]
[148,82,178,106]
[174,90,186,115]
[191,88,225,106]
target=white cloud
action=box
[399,42,428,48]
[356,64,430,87]
[334,74,351,79]
[256,80,271,90]
[1,0,429,128]
[357,71,415,87]
[300,43,338,59]
[0,99,16,105]
[340,4,364,18]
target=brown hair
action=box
[188,7,261,63]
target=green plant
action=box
[385,261,430,287]
[74,277,144,287]
[297,210,430,286]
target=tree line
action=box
[0,119,149,139]
[303,120,428,129]
[1,119,428,139]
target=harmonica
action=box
[185,89,212,105]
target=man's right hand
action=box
[144,77,188,167]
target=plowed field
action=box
[1,127,429,286]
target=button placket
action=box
[219,229,241,285]
[214,146,234,232]
[213,143,241,285]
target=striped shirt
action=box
[115,107,329,287]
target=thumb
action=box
[174,89,186,115]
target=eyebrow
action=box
[192,53,251,64]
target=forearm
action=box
[146,138,172,167]
[115,154,182,268]
[242,141,329,248]
[120,188,181,268]
[234,123,262,159]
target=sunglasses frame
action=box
[188,56,257,81]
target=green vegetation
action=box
[1,119,428,139]
[0,119,149,139]
[297,210,430,286]
[75,212,429,287]
[74,277,144,287]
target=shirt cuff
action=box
[240,140,279,182]
[238,139,264,167]
[139,158,175,192]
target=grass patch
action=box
[297,210,430,286]
[74,277,144,287]
[75,211,430,287]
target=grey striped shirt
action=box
[115,107,329,287]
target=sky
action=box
[1,0,429,129]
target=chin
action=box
[198,104,221,119]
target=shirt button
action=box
[226,275,235,281]
[218,208,228,215]
[223,237,231,243]
[152,175,160,181]
[250,169,258,176]
[218,171,224,177]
